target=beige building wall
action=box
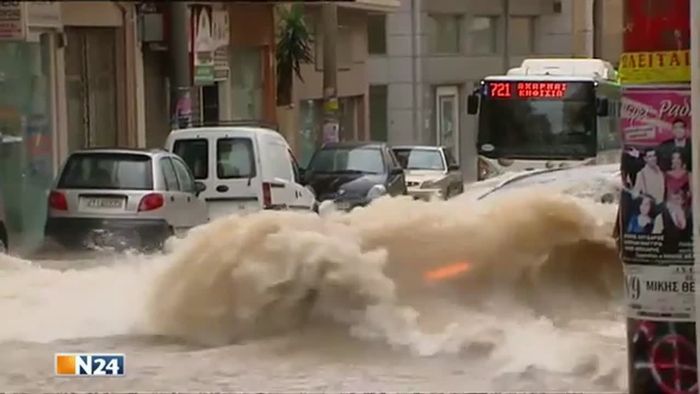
[293,5,370,142]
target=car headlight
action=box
[367,184,387,200]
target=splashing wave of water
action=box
[0,180,626,389]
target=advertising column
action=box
[618,1,695,393]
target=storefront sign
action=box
[619,50,690,84]
[619,84,695,394]
[190,4,215,85]
[0,2,26,41]
[212,10,229,81]
[26,1,61,29]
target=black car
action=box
[0,218,7,254]
[301,141,407,211]
[0,195,6,253]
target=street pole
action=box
[168,1,192,129]
[321,2,339,143]
[592,0,603,59]
[502,0,509,72]
[691,0,700,384]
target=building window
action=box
[369,85,388,141]
[508,16,536,55]
[367,14,386,55]
[427,14,462,54]
[465,16,498,55]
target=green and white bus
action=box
[467,58,622,179]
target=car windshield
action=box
[58,153,153,190]
[393,148,445,171]
[308,147,384,174]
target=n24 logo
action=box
[625,275,641,300]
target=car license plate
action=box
[83,197,124,209]
[335,201,351,210]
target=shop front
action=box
[0,2,61,254]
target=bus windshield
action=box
[477,80,597,160]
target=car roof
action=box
[391,145,443,151]
[321,141,387,149]
[69,147,169,157]
[476,163,621,200]
[168,126,280,139]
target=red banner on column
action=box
[623,0,690,53]
[619,0,690,84]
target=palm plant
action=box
[275,4,313,107]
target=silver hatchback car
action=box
[44,148,209,251]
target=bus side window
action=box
[597,97,621,151]
[596,98,609,150]
[605,99,621,150]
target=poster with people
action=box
[619,86,692,265]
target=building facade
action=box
[0,1,144,254]
[277,1,400,166]
[140,2,278,149]
[367,0,624,181]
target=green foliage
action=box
[276,4,313,106]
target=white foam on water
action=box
[0,173,627,390]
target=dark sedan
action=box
[301,142,407,211]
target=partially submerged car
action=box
[302,141,407,211]
[392,145,463,200]
[469,163,621,203]
[45,148,209,251]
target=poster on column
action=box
[619,85,692,266]
[627,318,697,394]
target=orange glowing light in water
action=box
[424,262,471,282]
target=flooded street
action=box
[0,177,628,392]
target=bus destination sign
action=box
[487,81,569,99]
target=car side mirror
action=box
[467,94,479,115]
[596,97,609,117]
[448,164,460,171]
[195,181,206,196]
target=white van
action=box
[165,126,317,219]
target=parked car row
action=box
[36,124,465,253]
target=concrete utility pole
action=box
[502,0,509,72]
[321,2,340,143]
[168,1,192,129]
[592,0,603,58]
